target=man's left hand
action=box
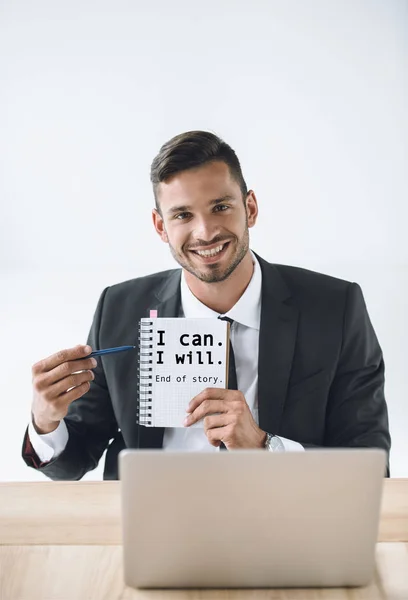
[183,388,267,449]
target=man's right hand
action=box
[31,345,97,434]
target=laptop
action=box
[119,448,386,589]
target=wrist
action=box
[258,430,267,448]
[31,413,60,435]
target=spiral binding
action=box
[137,320,154,426]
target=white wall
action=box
[1,0,407,480]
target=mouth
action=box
[188,241,230,264]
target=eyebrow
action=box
[167,195,236,215]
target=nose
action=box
[193,215,219,243]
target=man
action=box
[23,130,391,479]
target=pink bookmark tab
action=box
[149,309,158,318]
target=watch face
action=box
[268,435,285,452]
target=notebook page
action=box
[143,318,228,427]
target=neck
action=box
[184,252,254,314]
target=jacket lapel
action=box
[138,269,182,449]
[255,255,299,435]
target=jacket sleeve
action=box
[322,282,391,475]
[22,287,118,480]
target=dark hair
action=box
[150,131,247,212]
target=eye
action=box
[175,212,191,220]
[214,204,229,212]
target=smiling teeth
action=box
[196,244,225,257]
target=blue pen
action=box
[88,345,136,358]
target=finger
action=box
[184,399,228,427]
[48,357,98,386]
[60,380,92,406]
[187,387,232,414]
[34,356,97,389]
[48,370,95,399]
[35,377,93,422]
[204,413,230,434]
[32,345,93,376]
[206,425,231,448]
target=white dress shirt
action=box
[28,253,304,461]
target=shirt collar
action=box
[180,251,262,330]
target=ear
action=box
[245,191,258,228]
[152,209,169,243]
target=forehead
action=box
[157,161,240,207]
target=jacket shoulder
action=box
[105,268,180,301]
[261,261,355,312]
[268,263,355,327]
[273,263,352,293]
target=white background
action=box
[0,0,406,480]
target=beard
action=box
[167,225,250,284]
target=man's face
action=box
[152,161,258,283]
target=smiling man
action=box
[23,131,391,479]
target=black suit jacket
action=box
[22,253,391,479]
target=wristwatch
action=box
[264,433,285,452]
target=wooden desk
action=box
[1,479,407,599]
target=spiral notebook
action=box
[137,317,230,427]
